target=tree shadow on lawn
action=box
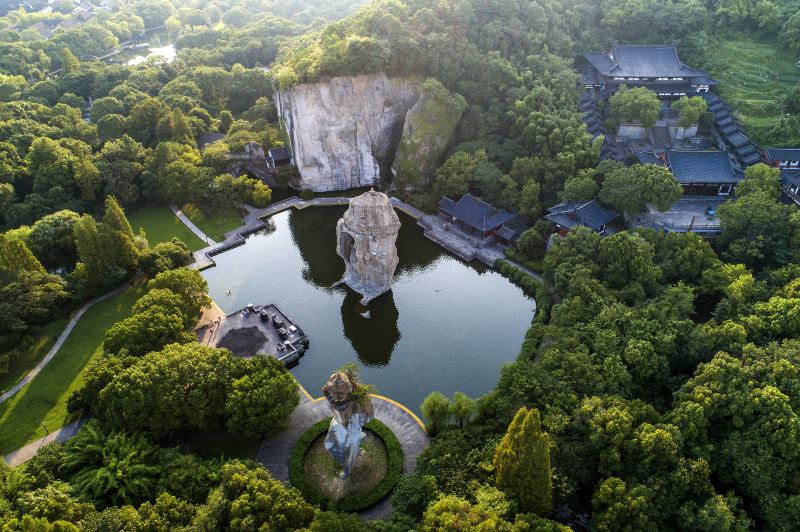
[0,287,139,455]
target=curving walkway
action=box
[4,418,87,467]
[187,197,353,270]
[169,204,217,246]
[256,387,429,519]
[0,285,128,404]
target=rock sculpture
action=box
[336,190,401,305]
[322,371,374,479]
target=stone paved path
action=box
[4,418,87,467]
[169,204,216,245]
[256,390,429,520]
[0,284,128,404]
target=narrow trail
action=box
[0,285,128,405]
[4,419,87,467]
[169,204,217,245]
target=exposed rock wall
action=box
[393,79,466,190]
[277,74,463,192]
[336,190,400,304]
[278,74,419,191]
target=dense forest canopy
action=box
[0,0,800,530]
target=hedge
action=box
[494,258,541,297]
[289,417,403,512]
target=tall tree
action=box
[102,196,134,241]
[0,234,45,274]
[599,164,682,214]
[60,47,80,73]
[493,407,553,515]
[421,392,451,434]
[610,86,661,128]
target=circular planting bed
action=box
[289,417,403,512]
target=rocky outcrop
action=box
[277,74,463,192]
[393,79,466,190]
[336,190,400,304]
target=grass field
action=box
[706,38,800,146]
[128,205,206,251]
[0,316,71,394]
[182,204,243,242]
[0,286,140,455]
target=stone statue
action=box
[336,189,401,305]
[322,371,374,479]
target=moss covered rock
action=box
[393,78,466,191]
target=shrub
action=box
[289,417,403,512]
[494,259,541,297]
[299,189,315,200]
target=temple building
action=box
[765,148,800,203]
[579,44,716,98]
[631,150,743,236]
[544,200,619,236]
[437,194,521,242]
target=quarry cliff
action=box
[277,74,463,192]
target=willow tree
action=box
[493,406,553,515]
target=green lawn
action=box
[706,38,800,145]
[183,204,243,242]
[0,286,140,455]
[128,205,206,251]
[0,316,71,394]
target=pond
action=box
[201,206,535,413]
[127,44,176,66]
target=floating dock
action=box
[199,303,309,365]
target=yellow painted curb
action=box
[295,380,427,433]
[296,381,314,401]
[369,393,428,433]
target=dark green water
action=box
[201,206,535,413]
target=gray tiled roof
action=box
[717,116,735,127]
[724,131,750,147]
[713,108,730,120]
[666,150,743,184]
[740,152,763,166]
[782,170,800,187]
[766,148,800,161]
[446,194,516,232]
[635,151,664,165]
[588,44,710,79]
[545,200,619,231]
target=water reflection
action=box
[200,207,536,412]
[340,289,400,367]
[288,206,345,288]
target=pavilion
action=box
[437,194,519,241]
[578,44,716,97]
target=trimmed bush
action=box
[289,417,403,512]
[494,259,540,297]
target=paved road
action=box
[169,204,217,245]
[4,418,87,467]
[0,284,128,404]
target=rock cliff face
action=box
[392,79,466,191]
[336,190,401,304]
[277,74,463,192]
